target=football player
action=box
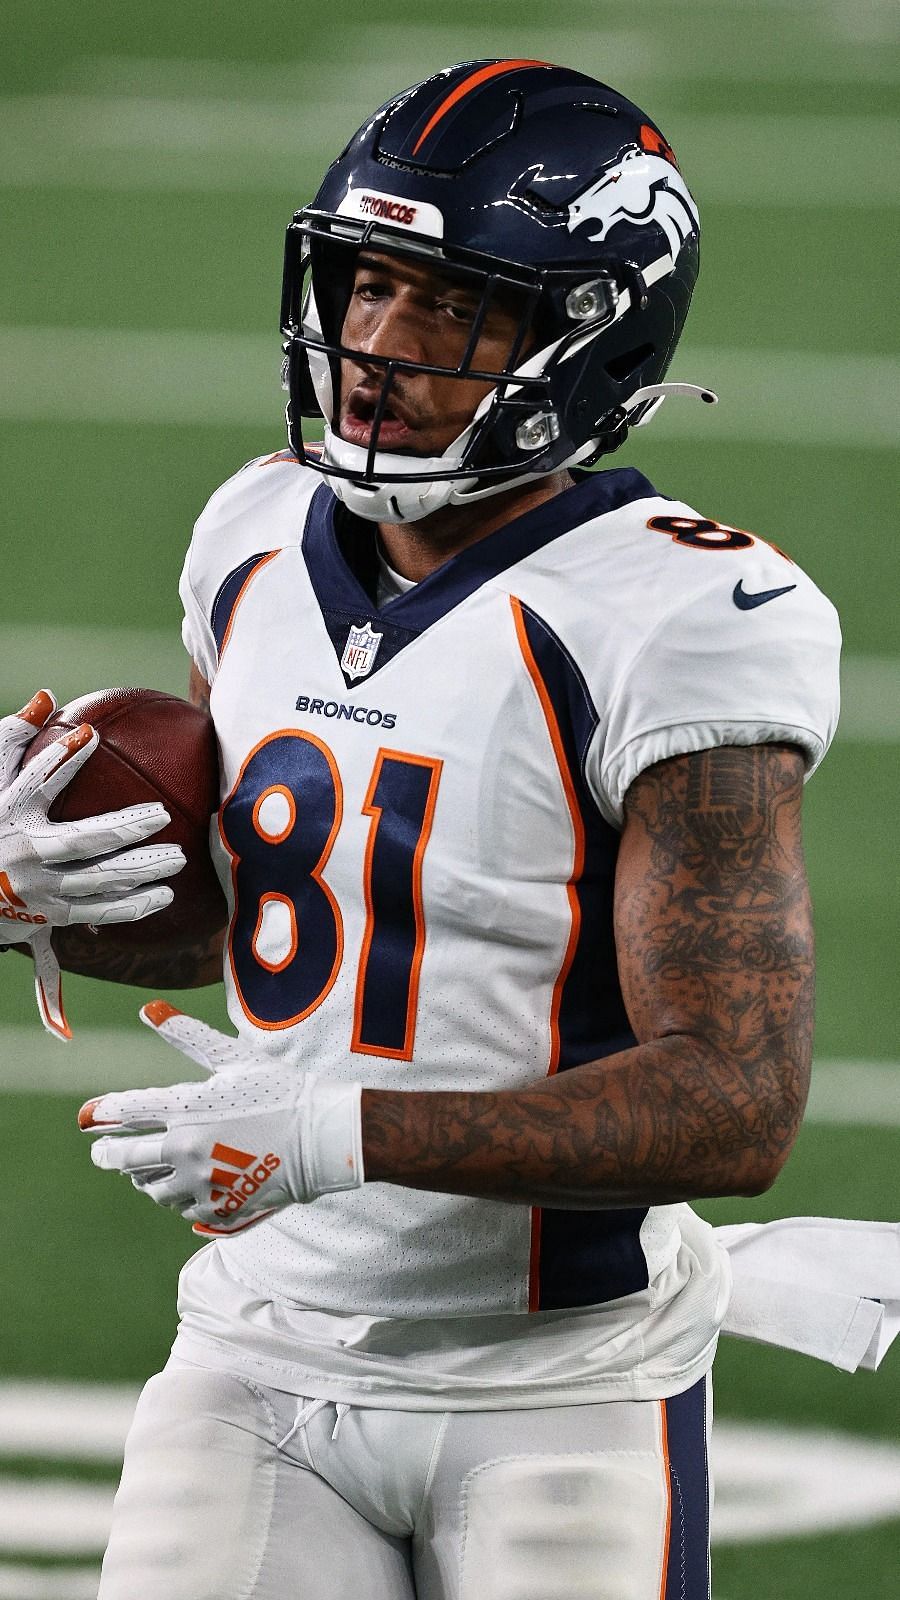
[1,61,844,1599]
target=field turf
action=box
[1,3,898,1595]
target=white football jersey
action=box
[173,451,840,1405]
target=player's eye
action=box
[354,278,388,300]
[437,299,477,324]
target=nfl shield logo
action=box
[341,620,383,680]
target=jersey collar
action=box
[301,467,658,685]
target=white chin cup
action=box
[319,424,480,524]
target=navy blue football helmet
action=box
[281,59,714,522]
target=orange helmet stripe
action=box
[639,122,680,169]
[412,60,550,156]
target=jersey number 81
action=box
[219,731,442,1059]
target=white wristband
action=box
[301,1077,365,1197]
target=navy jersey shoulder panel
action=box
[516,599,601,773]
[210,552,276,658]
[516,600,633,1069]
[519,601,646,1311]
[261,449,302,466]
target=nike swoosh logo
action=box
[733,580,797,610]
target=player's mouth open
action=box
[341,391,417,449]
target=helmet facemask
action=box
[280,213,664,523]
[278,62,717,521]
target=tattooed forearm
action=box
[362,744,814,1207]
[48,926,225,989]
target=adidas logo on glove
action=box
[80,1003,365,1236]
[209,1140,281,1219]
[0,871,48,925]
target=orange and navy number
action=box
[648,514,793,562]
[220,731,344,1030]
[219,731,441,1056]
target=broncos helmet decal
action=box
[280,60,714,523]
[566,150,700,260]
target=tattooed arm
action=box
[361,743,813,1206]
[47,926,225,989]
[44,663,224,990]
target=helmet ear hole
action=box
[605,343,654,384]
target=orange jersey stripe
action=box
[511,594,587,1315]
[219,550,280,662]
[510,596,585,1078]
[412,60,549,156]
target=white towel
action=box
[716,1217,900,1372]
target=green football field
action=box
[1,2,898,1594]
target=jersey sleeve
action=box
[178,451,319,685]
[179,547,218,685]
[588,554,842,824]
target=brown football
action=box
[23,687,227,960]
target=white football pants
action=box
[97,1356,711,1600]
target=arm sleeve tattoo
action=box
[361,743,814,1207]
[48,926,225,989]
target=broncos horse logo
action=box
[566,142,699,260]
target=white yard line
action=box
[1,630,898,743]
[662,348,900,449]
[0,1026,203,1094]
[0,96,897,203]
[66,26,900,93]
[0,1028,896,1120]
[0,1569,101,1600]
[627,0,897,18]
[838,657,900,743]
[0,325,275,427]
[1,625,189,703]
[1,325,898,450]
[805,1063,900,1126]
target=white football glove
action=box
[79,1002,364,1235]
[0,691,186,1039]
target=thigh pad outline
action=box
[459,1451,668,1600]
